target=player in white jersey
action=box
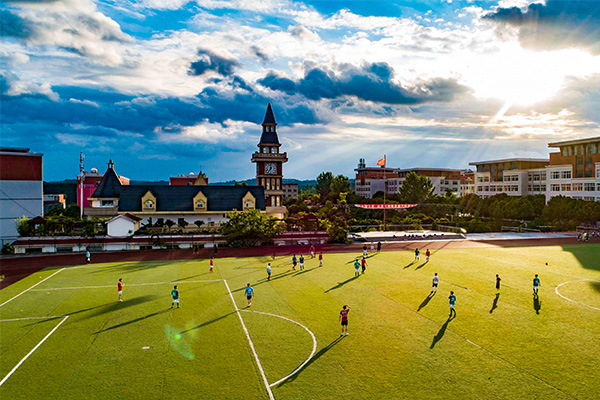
[431,273,439,293]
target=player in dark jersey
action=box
[171,285,180,308]
[496,274,501,294]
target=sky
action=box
[1,0,600,182]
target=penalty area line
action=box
[223,279,275,400]
[29,279,224,291]
[0,268,66,309]
[0,316,69,387]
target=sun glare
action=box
[463,45,600,106]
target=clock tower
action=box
[251,103,288,218]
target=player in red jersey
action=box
[210,257,214,273]
[339,305,351,336]
[318,252,323,267]
[361,257,367,274]
[425,249,431,262]
[117,278,123,302]
[310,245,315,258]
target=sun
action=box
[462,44,599,106]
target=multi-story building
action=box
[469,158,549,198]
[77,167,129,211]
[545,137,600,202]
[0,147,43,244]
[354,159,472,198]
[43,194,66,214]
[169,172,208,186]
[282,183,299,199]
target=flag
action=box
[377,156,386,167]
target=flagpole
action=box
[383,154,386,232]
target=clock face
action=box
[265,163,277,174]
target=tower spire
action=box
[258,103,280,146]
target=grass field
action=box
[1,244,599,400]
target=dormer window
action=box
[196,201,205,209]
[245,201,254,208]
[144,200,154,209]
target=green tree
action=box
[220,209,282,247]
[399,172,434,203]
[15,216,33,237]
[330,175,351,198]
[315,172,334,200]
[320,215,349,243]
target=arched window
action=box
[196,201,205,209]
[144,200,154,209]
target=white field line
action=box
[0,268,65,308]
[555,280,600,311]
[240,309,317,387]
[0,316,65,322]
[0,316,69,386]
[223,280,275,400]
[29,279,223,291]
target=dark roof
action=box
[122,213,143,222]
[262,103,276,124]
[118,185,266,212]
[259,103,280,145]
[91,163,122,198]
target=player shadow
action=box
[403,261,415,269]
[430,316,454,349]
[94,309,171,334]
[276,336,345,387]
[417,293,435,312]
[345,253,378,264]
[178,310,239,335]
[414,261,429,270]
[90,261,179,274]
[325,276,359,293]
[533,295,542,314]
[231,269,298,293]
[490,294,500,313]
[23,303,115,326]
[79,295,159,320]
[174,273,211,282]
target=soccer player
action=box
[210,257,214,273]
[496,274,501,294]
[299,254,305,271]
[310,245,315,258]
[370,242,374,253]
[86,250,91,264]
[414,248,420,262]
[267,263,272,281]
[354,259,360,277]
[363,244,368,256]
[431,273,439,293]
[319,252,323,267]
[425,249,430,262]
[448,291,456,317]
[171,285,180,308]
[361,256,367,274]
[245,283,254,307]
[533,274,540,295]
[377,241,382,252]
[339,305,351,336]
[117,278,123,302]
[292,254,297,270]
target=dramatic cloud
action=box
[258,63,469,105]
[0,9,32,38]
[483,0,600,54]
[189,49,240,76]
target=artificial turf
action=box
[0,244,598,399]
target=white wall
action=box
[107,218,136,237]
[0,180,43,243]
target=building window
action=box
[263,147,269,153]
[245,201,254,208]
[573,183,583,191]
[561,184,571,191]
[551,184,560,191]
[144,200,154,209]
[585,143,597,154]
[561,171,571,179]
[551,171,560,179]
[585,156,593,168]
[100,200,114,207]
[562,146,572,156]
[574,145,584,155]
[585,183,595,191]
[196,201,205,208]
[271,147,277,153]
